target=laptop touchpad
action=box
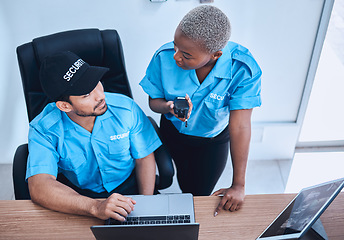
[129,195,169,217]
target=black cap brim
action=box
[64,66,109,97]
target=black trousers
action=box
[160,115,230,196]
[58,169,139,198]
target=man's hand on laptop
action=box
[91,193,136,221]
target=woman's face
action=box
[173,27,216,71]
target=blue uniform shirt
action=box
[140,41,262,138]
[26,93,162,193]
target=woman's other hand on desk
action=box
[212,185,245,216]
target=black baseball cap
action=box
[39,51,109,101]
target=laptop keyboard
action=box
[106,215,191,225]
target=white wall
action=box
[0,0,201,164]
[0,0,331,163]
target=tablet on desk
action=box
[256,177,344,240]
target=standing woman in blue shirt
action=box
[140,5,262,215]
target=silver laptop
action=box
[91,193,199,240]
[256,177,344,240]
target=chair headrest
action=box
[32,29,104,68]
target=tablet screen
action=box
[258,178,344,239]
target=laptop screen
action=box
[257,178,344,240]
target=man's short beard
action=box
[75,104,108,117]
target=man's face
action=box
[173,27,214,70]
[68,82,107,117]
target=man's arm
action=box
[135,152,156,195]
[28,174,135,221]
[212,108,252,215]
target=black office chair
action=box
[13,28,174,200]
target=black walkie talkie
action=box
[173,97,189,127]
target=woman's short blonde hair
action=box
[178,5,231,53]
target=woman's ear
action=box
[212,50,223,61]
[56,101,72,113]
